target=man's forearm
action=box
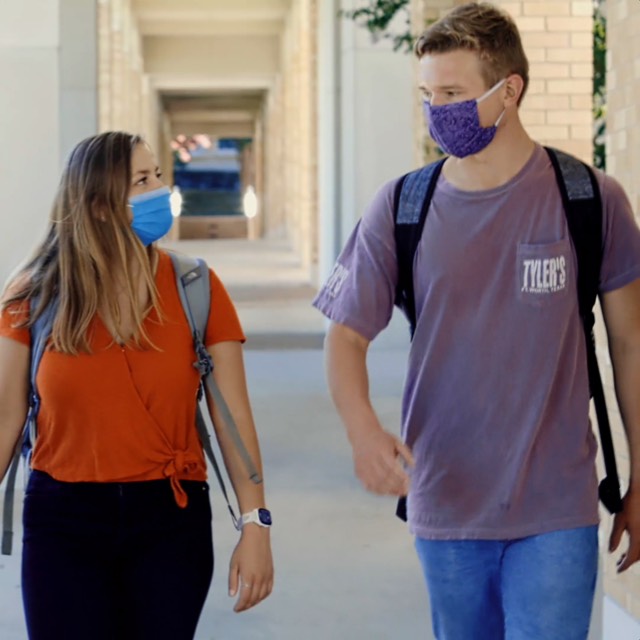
[610,340,640,487]
[325,324,382,444]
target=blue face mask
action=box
[128,186,173,246]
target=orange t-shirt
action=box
[0,250,245,507]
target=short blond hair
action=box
[414,2,529,104]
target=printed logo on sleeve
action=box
[521,256,567,294]
[324,263,349,298]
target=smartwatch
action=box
[240,508,273,529]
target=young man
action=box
[313,3,640,639]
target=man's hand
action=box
[351,427,415,496]
[609,487,640,572]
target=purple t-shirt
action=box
[313,145,640,540]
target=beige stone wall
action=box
[263,0,318,268]
[98,0,149,137]
[601,0,640,619]
[411,0,594,165]
[264,75,286,237]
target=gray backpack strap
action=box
[1,447,21,555]
[170,253,210,344]
[2,296,57,555]
[194,407,240,528]
[169,252,262,528]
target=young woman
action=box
[0,131,274,640]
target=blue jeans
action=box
[22,470,214,640]
[415,526,599,640]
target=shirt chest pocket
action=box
[516,237,572,307]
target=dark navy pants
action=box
[22,470,214,640]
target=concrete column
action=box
[298,0,318,272]
[98,0,112,130]
[109,0,125,129]
[264,75,286,238]
[248,115,265,241]
[0,0,98,284]
[99,0,147,135]
[258,0,317,266]
[60,0,99,164]
[315,0,414,283]
[316,0,341,285]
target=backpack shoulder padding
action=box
[544,147,602,327]
[168,251,210,341]
[393,158,447,336]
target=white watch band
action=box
[240,508,272,528]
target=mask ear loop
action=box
[478,78,508,129]
[476,77,507,104]
[494,109,507,128]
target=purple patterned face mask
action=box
[423,79,506,158]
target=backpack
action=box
[1,251,260,555]
[393,146,622,521]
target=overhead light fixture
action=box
[170,186,183,217]
[243,186,258,219]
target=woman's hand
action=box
[228,525,274,612]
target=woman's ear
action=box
[88,195,107,222]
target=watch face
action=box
[258,508,272,526]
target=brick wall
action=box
[509,0,593,163]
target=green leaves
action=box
[593,0,606,170]
[340,0,413,53]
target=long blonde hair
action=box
[1,131,162,354]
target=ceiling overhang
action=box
[132,0,288,141]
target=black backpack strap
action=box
[545,146,622,514]
[393,158,446,523]
[394,158,447,338]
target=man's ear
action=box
[504,74,524,107]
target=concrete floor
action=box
[0,238,432,640]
